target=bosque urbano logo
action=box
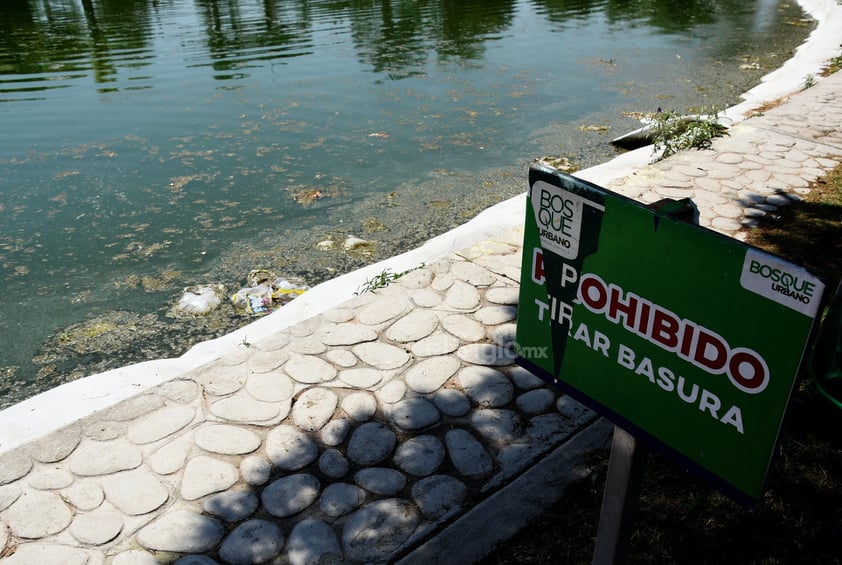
[740,248,824,317]
[531,180,604,260]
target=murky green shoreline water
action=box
[0,0,814,408]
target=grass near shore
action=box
[482,163,842,564]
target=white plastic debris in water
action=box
[230,277,309,316]
[343,236,371,251]
[231,282,274,315]
[273,277,310,292]
[175,285,224,316]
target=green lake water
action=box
[0,0,813,407]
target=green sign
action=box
[516,164,825,502]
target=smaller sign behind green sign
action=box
[516,164,825,503]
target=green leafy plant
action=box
[354,264,425,295]
[823,53,842,75]
[651,108,728,160]
[803,73,817,89]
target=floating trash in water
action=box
[232,283,274,315]
[578,124,610,132]
[173,284,226,317]
[247,269,276,287]
[291,187,325,206]
[231,271,308,316]
[534,156,578,173]
[342,236,372,251]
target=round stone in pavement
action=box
[0,543,91,565]
[136,510,224,553]
[526,413,572,444]
[147,436,192,476]
[287,518,342,565]
[470,408,523,445]
[456,343,516,367]
[60,481,104,512]
[319,448,350,478]
[486,286,519,305]
[219,519,284,565]
[356,297,409,325]
[292,387,339,432]
[4,490,72,538]
[458,366,514,407]
[69,508,123,545]
[445,280,481,310]
[411,331,461,357]
[342,499,420,562]
[433,388,472,417]
[474,305,517,326]
[341,392,378,422]
[385,310,439,342]
[240,455,272,486]
[157,379,201,403]
[405,356,461,394]
[181,456,239,501]
[190,362,249,396]
[284,353,337,384]
[126,405,196,445]
[347,422,396,465]
[410,288,442,308]
[351,342,410,370]
[203,489,259,522]
[316,322,378,345]
[320,418,351,446]
[68,439,142,476]
[246,369,295,403]
[509,365,547,390]
[556,395,595,425]
[339,367,384,389]
[450,260,497,286]
[26,424,81,464]
[354,467,407,496]
[262,474,320,518]
[209,393,288,424]
[319,482,367,517]
[389,397,441,431]
[517,388,556,415]
[0,483,22,512]
[376,380,407,404]
[488,323,517,349]
[412,474,467,519]
[194,424,261,455]
[325,348,358,368]
[445,428,493,477]
[442,314,486,342]
[394,434,445,476]
[29,467,73,490]
[266,425,319,470]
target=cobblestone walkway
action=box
[1,62,841,565]
[603,71,842,238]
